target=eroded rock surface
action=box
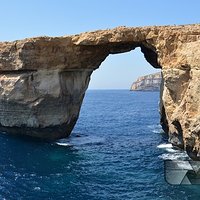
[0,70,91,140]
[0,24,200,159]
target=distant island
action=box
[130,72,162,91]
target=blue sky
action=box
[1,0,199,89]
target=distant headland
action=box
[130,72,161,91]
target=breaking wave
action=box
[55,134,105,147]
[157,143,173,149]
[158,143,190,161]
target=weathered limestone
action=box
[0,24,200,159]
[130,72,161,91]
[0,70,91,140]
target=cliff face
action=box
[130,72,161,91]
[0,70,91,139]
[0,24,200,159]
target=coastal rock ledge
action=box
[0,24,200,159]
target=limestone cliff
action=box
[0,24,200,160]
[130,72,161,91]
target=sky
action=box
[0,0,199,89]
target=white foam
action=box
[158,152,189,160]
[55,135,104,147]
[157,143,173,149]
[165,148,179,153]
[33,187,41,191]
[152,130,161,133]
[55,142,73,147]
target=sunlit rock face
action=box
[0,70,91,140]
[0,24,200,160]
[130,72,161,91]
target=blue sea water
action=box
[1,90,200,200]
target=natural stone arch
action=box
[0,24,200,159]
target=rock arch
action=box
[0,24,200,159]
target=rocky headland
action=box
[130,72,161,91]
[0,24,200,159]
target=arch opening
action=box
[80,46,166,147]
[75,47,164,155]
[89,46,161,90]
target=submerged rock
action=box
[130,72,161,91]
[0,24,200,160]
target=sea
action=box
[1,90,200,200]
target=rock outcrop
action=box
[0,24,200,160]
[130,72,161,91]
